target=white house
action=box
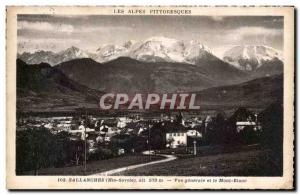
[236,121,257,133]
[57,123,72,131]
[166,131,187,148]
[116,117,132,128]
[68,125,95,140]
[166,129,203,148]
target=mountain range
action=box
[16,59,283,112]
[18,37,213,65]
[223,45,283,77]
[18,46,90,66]
[16,36,283,112]
[18,36,283,78]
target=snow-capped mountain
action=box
[129,36,187,63]
[18,39,284,78]
[18,50,59,65]
[58,46,89,62]
[223,45,283,71]
[18,46,90,66]
[95,44,128,63]
[123,40,136,49]
[18,37,215,65]
[94,36,213,65]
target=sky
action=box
[17,15,283,57]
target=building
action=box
[235,113,261,133]
[166,131,187,148]
[236,121,257,133]
[57,123,72,131]
[117,117,132,128]
[165,127,203,148]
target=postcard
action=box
[6,6,294,190]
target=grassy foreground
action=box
[121,149,282,176]
[22,155,164,175]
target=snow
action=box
[59,46,89,59]
[95,44,129,62]
[127,36,212,64]
[19,37,214,65]
[242,46,250,59]
[223,45,283,71]
[20,37,282,70]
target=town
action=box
[15,102,281,176]
[17,109,261,149]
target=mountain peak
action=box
[127,36,212,64]
[223,45,283,71]
[59,46,89,60]
[61,46,81,53]
[69,46,80,51]
[123,40,136,49]
[19,37,214,66]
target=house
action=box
[236,121,257,133]
[57,123,72,131]
[165,127,203,148]
[234,111,261,133]
[117,117,132,128]
[67,124,95,140]
[166,131,187,148]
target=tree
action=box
[69,139,85,166]
[16,127,86,175]
[205,112,228,145]
[226,107,256,145]
[259,102,283,175]
[260,102,283,152]
[16,127,58,175]
[238,125,258,145]
[166,137,174,148]
[141,121,186,150]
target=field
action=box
[121,148,282,176]
[22,155,164,176]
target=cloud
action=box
[211,26,283,45]
[18,37,80,43]
[233,26,282,37]
[18,37,81,53]
[17,16,283,54]
[18,21,74,33]
[77,25,133,33]
[17,20,133,35]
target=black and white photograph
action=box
[6,6,294,190]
